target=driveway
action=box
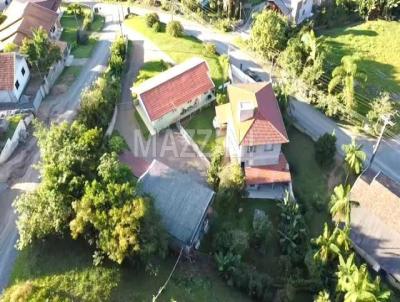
[115,27,208,183]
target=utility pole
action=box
[369,114,395,167]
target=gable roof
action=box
[133,58,215,121]
[0,0,58,47]
[0,53,15,91]
[138,160,214,245]
[227,82,288,146]
[20,0,61,11]
[350,168,400,281]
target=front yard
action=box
[60,10,105,58]
[124,16,229,88]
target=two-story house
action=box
[0,52,30,103]
[132,57,215,135]
[214,82,291,195]
[267,0,313,24]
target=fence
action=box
[105,106,118,136]
[32,54,68,111]
[0,114,33,164]
[176,121,210,166]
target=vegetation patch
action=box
[321,20,400,96]
[124,16,229,87]
[134,60,172,86]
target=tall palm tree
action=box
[328,56,367,110]
[337,256,391,302]
[330,184,352,226]
[312,223,341,264]
[342,140,367,181]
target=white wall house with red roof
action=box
[214,83,291,197]
[132,57,215,134]
[0,52,30,103]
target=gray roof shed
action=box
[138,160,215,246]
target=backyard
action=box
[321,20,400,99]
[60,9,105,58]
[124,16,229,87]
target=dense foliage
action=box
[315,133,337,168]
[20,27,61,75]
[166,20,184,37]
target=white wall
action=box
[13,57,30,101]
[144,90,215,133]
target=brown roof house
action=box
[0,52,30,103]
[0,0,62,50]
[350,168,400,287]
[214,82,291,199]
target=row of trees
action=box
[250,10,396,136]
[13,37,168,265]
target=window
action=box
[246,145,256,153]
[15,80,20,90]
[207,94,212,100]
[21,67,25,76]
[264,144,273,151]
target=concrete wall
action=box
[141,90,215,133]
[240,143,281,166]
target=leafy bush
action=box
[214,226,249,256]
[216,92,228,105]
[107,134,127,154]
[166,20,184,37]
[218,163,246,194]
[207,142,225,189]
[203,42,217,56]
[251,210,273,248]
[77,30,89,45]
[83,15,92,31]
[152,21,161,32]
[161,0,171,10]
[145,12,159,28]
[67,3,84,16]
[3,43,17,53]
[315,132,337,168]
[0,13,6,25]
[215,18,234,32]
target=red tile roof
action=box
[241,83,288,146]
[137,59,215,121]
[0,1,58,46]
[0,53,15,91]
[245,153,291,185]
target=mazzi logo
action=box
[131,128,214,158]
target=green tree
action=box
[166,20,184,37]
[278,36,306,77]
[218,163,246,194]
[3,43,17,53]
[342,140,366,180]
[366,92,394,135]
[250,10,289,59]
[314,290,331,302]
[300,30,325,85]
[315,132,337,168]
[311,223,342,264]
[207,142,225,189]
[13,121,103,249]
[328,56,367,110]
[67,3,85,27]
[336,254,390,301]
[329,184,352,226]
[20,27,61,76]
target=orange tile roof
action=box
[226,82,288,146]
[245,153,291,185]
[0,1,58,46]
[0,53,15,91]
[136,58,215,121]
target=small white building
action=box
[0,52,30,103]
[132,57,216,134]
[214,83,291,196]
[267,0,313,24]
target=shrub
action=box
[166,20,183,37]
[207,142,225,189]
[203,42,217,56]
[251,210,273,248]
[152,21,161,32]
[107,134,127,154]
[83,15,92,31]
[216,92,228,105]
[315,132,337,168]
[214,226,249,256]
[219,163,245,193]
[215,18,233,32]
[161,0,171,11]
[3,43,17,53]
[77,30,89,45]
[145,13,159,28]
[0,13,6,26]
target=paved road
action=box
[0,10,118,291]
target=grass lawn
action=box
[5,236,250,302]
[55,66,82,86]
[184,106,223,155]
[60,12,105,58]
[124,16,228,87]
[134,60,171,87]
[321,20,400,99]
[0,115,23,146]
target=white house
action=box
[267,0,313,24]
[0,52,30,103]
[132,57,216,134]
[214,82,291,194]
